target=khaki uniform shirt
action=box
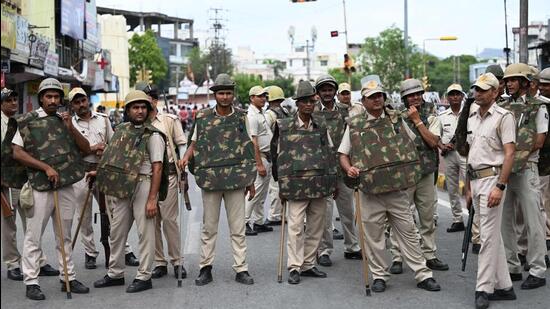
[466,102,516,170]
[151,113,187,163]
[138,130,165,176]
[247,104,273,152]
[437,107,462,144]
[72,111,113,164]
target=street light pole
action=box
[423,36,458,77]
[404,0,409,79]
[306,39,311,81]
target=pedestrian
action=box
[179,107,188,131]
[271,80,337,284]
[338,79,441,293]
[244,86,274,236]
[180,73,256,286]
[12,78,91,300]
[94,90,169,293]
[313,76,362,267]
[499,63,547,289]
[466,72,517,309]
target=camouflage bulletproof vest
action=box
[97,122,169,201]
[1,117,27,188]
[313,107,348,177]
[268,106,290,119]
[404,107,438,175]
[276,115,337,200]
[347,110,422,194]
[499,98,540,173]
[190,108,256,191]
[539,100,550,176]
[18,111,85,191]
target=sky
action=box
[96,0,550,59]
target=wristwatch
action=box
[495,183,506,191]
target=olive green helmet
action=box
[38,78,64,98]
[400,79,424,97]
[266,85,285,101]
[314,74,338,90]
[124,90,152,110]
[503,63,532,81]
[485,65,504,79]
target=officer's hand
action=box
[346,166,360,178]
[146,199,158,218]
[45,166,59,187]
[464,188,472,210]
[92,143,106,156]
[245,184,256,201]
[487,187,503,208]
[59,111,73,129]
[177,158,188,170]
[407,106,421,123]
[85,171,97,183]
[257,163,267,177]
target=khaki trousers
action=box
[443,151,467,223]
[361,190,432,282]
[267,178,282,221]
[501,164,547,278]
[540,175,550,240]
[23,186,77,285]
[106,180,155,281]
[319,180,360,256]
[199,189,248,273]
[245,157,271,225]
[471,175,512,293]
[154,174,182,267]
[391,173,438,261]
[73,176,100,258]
[287,198,326,272]
[513,202,528,256]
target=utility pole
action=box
[503,0,511,65]
[519,0,528,63]
[208,7,228,77]
[404,0,409,79]
[306,40,311,81]
[342,0,351,84]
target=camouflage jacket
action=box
[189,108,256,191]
[347,109,421,194]
[403,104,439,175]
[499,96,541,173]
[17,112,85,191]
[538,95,550,176]
[274,114,337,200]
[97,122,169,201]
[1,116,27,189]
[313,103,349,177]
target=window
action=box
[289,59,293,67]
[320,60,328,66]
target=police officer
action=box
[12,78,91,300]
[536,68,550,255]
[264,86,290,226]
[313,75,361,267]
[466,72,517,309]
[181,73,256,286]
[438,84,468,233]
[245,85,274,235]
[94,90,168,293]
[271,80,337,284]
[135,82,188,280]
[500,63,547,289]
[339,79,441,293]
[389,79,448,274]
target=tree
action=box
[359,26,423,92]
[264,76,295,98]
[128,30,168,86]
[263,59,287,78]
[427,55,478,94]
[328,68,362,91]
[207,43,233,77]
[233,73,264,106]
[187,47,208,86]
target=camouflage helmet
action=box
[293,80,316,101]
[266,85,285,101]
[538,68,550,84]
[314,74,338,90]
[503,63,532,81]
[400,79,424,97]
[124,90,152,110]
[210,73,235,92]
[38,78,64,98]
[485,65,504,79]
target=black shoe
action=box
[288,270,300,284]
[417,278,441,291]
[488,287,516,300]
[85,254,97,270]
[38,264,59,276]
[472,244,481,255]
[151,266,168,279]
[61,279,90,294]
[446,222,465,233]
[174,265,187,279]
[344,250,362,260]
[301,267,327,278]
[264,219,282,226]
[125,252,140,267]
[332,229,344,240]
[245,224,258,236]
[426,258,449,271]
[389,261,403,274]
[195,265,213,286]
[518,253,527,266]
[94,275,125,288]
[235,271,254,285]
[520,274,546,290]
[126,279,152,293]
[372,279,386,293]
[7,268,23,281]
[475,291,489,309]
[253,223,273,233]
[26,284,45,301]
[510,272,522,281]
[318,254,332,267]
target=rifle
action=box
[461,198,474,271]
[94,188,111,268]
[1,189,14,218]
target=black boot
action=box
[389,261,403,274]
[245,224,257,236]
[235,271,254,285]
[85,254,97,269]
[38,264,59,276]
[126,279,152,293]
[125,252,139,266]
[7,268,23,281]
[475,291,489,309]
[94,275,125,288]
[195,265,213,286]
[446,222,465,233]
[151,266,168,279]
[287,270,300,284]
[26,284,45,301]
[61,280,90,294]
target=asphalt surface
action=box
[1,177,549,309]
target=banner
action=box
[44,52,59,76]
[60,0,85,40]
[1,6,16,49]
[28,34,50,69]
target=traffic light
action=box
[145,70,153,84]
[330,31,339,37]
[344,54,356,74]
[135,69,144,82]
[422,76,430,90]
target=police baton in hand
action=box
[354,186,371,296]
[277,200,287,283]
[72,177,95,250]
[461,200,474,271]
[51,182,71,299]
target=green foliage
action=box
[128,30,168,86]
[187,47,208,86]
[328,68,362,91]
[426,55,478,94]
[232,74,296,106]
[264,76,295,98]
[186,44,234,86]
[263,59,287,78]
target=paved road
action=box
[1,178,548,309]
